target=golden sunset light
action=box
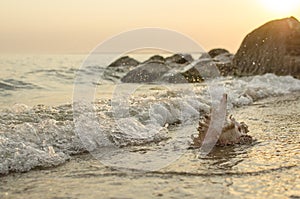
[259,0,300,14]
[0,0,299,53]
[1,1,300,198]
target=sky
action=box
[0,0,300,54]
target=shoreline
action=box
[1,91,300,176]
[1,92,299,198]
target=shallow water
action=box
[1,54,300,198]
[1,93,299,199]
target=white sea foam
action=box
[0,74,300,174]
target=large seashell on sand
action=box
[191,94,253,148]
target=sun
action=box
[260,0,300,14]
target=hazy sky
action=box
[1,0,299,54]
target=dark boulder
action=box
[233,17,300,78]
[199,51,235,76]
[108,56,139,67]
[198,49,235,76]
[121,54,194,83]
[142,55,165,64]
[104,56,140,81]
[120,52,235,83]
[208,48,230,58]
[162,59,220,83]
[165,53,193,65]
[180,59,220,81]
[121,61,170,83]
[213,53,235,76]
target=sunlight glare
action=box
[260,0,300,14]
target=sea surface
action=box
[0,54,300,198]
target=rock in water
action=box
[165,53,194,64]
[108,56,140,67]
[121,61,170,83]
[198,49,235,76]
[142,55,165,64]
[104,56,140,81]
[212,52,235,76]
[208,48,230,58]
[233,17,300,79]
[121,54,193,83]
[161,59,219,83]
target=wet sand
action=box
[1,93,299,199]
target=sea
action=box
[0,53,300,198]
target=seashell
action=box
[191,94,253,148]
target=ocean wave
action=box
[25,68,77,84]
[0,74,300,175]
[0,79,41,91]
